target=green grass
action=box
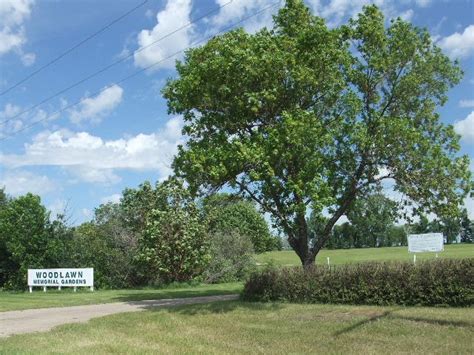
[0,283,242,312]
[0,301,472,354]
[256,244,474,267]
[1,245,471,313]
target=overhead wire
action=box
[0,0,280,142]
[0,0,234,126]
[0,0,149,97]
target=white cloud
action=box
[0,101,63,138]
[415,0,431,7]
[69,85,124,124]
[145,8,154,19]
[0,0,35,62]
[454,111,474,143]
[0,169,55,196]
[0,102,21,119]
[0,103,25,137]
[100,193,122,204]
[438,24,474,59]
[134,0,194,70]
[459,100,474,108]
[48,199,67,218]
[210,0,279,34]
[67,166,121,184]
[398,8,414,21]
[20,51,35,66]
[0,27,25,55]
[0,116,184,184]
[308,1,423,27]
[81,208,93,219]
[310,0,392,26]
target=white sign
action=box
[408,233,444,253]
[28,268,93,291]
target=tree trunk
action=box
[289,233,309,267]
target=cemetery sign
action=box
[27,268,94,292]
[407,233,444,253]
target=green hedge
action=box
[242,259,474,306]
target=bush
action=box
[203,194,278,253]
[136,180,210,283]
[242,259,474,307]
[204,231,256,283]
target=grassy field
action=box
[1,301,472,354]
[256,244,474,266]
[0,283,242,312]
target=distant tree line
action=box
[306,191,473,250]
[0,182,281,290]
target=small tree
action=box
[137,180,210,283]
[204,230,255,283]
[203,193,277,253]
[163,0,472,266]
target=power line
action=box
[0,0,280,142]
[0,0,148,97]
[0,0,234,126]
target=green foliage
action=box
[328,222,357,249]
[460,209,473,243]
[409,211,472,244]
[385,225,408,247]
[242,259,474,306]
[137,180,210,283]
[204,231,256,283]
[69,223,132,289]
[203,194,277,253]
[411,214,431,234]
[347,191,399,247]
[163,0,472,266]
[0,193,68,289]
[120,181,159,235]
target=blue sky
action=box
[0,0,473,224]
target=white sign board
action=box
[28,268,93,290]
[408,233,444,253]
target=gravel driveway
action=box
[0,294,239,338]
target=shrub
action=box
[204,231,256,283]
[242,259,474,307]
[203,194,278,253]
[136,180,210,283]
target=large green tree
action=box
[163,0,472,266]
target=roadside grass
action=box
[0,283,242,312]
[0,301,472,354]
[256,244,474,267]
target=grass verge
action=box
[0,301,472,354]
[0,282,242,312]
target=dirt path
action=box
[0,294,239,338]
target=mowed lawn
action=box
[0,283,243,312]
[1,301,473,354]
[256,244,474,266]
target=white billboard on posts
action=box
[28,268,93,289]
[407,233,444,253]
